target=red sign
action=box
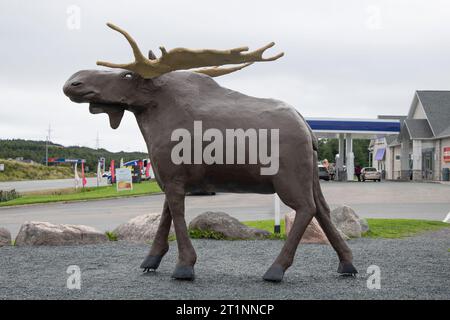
[81,162,87,187]
[444,147,450,162]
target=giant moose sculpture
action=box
[63,23,357,282]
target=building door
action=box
[422,150,434,180]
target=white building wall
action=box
[412,100,427,119]
[392,145,402,179]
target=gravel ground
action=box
[0,229,449,300]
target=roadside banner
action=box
[74,162,81,189]
[145,162,151,178]
[116,167,133,191]
[110,159,115,183]
[81,161,87,187]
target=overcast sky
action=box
[1,0,450,152]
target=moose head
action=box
[63,23,357,282]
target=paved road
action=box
[0,177,107,193]
[1,181,449,237]
[1,229,449,299]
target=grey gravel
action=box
[0,229,449,300]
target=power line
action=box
[45,124,52,166]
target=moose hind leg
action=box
[312,151,357,275]
[315,211,358,275]
[141,199,172,272]
[263,181,316,282]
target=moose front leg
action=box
[165,186,197,280]
[141,199,172,272]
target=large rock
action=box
[15,221,108,246]
[330,205,363,238]
[113,213,174,243]
[285,211,349,243]
[0,227,11,246]
[189,212,271,239]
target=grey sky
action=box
[1,0,450,152]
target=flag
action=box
[145,162,150,178]
[81,161,87,187]
[110,159,115,183]
[74,162,81,189]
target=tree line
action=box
[0,139,148,171]
[317,138,370,167]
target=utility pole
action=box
[95,131,100,150]
[45,124,52,166]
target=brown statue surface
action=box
[63,23,357,282]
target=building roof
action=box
[415,91,450,137]
[404,119,434,139]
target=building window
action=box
[395,155,400,161]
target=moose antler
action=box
[97,23,284,79]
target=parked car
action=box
[318,165,330,181]
[361,167,381,182]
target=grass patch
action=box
[363,219,450,239]
[0,180,162,207]
[188,221,287,241]
[0,159,75,181]
[105,231,118,241]
[243,220,286,234]
[243,218,450,240]
[189,228,227,240]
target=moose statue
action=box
[63,23,357,282]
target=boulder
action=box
[113,213,174,243]
[0,227,12,246]
[330,205,363,238]
[284,211,349,243]
[15,221,108,246]
[189,212,271,239]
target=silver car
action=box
[361,167,381,182]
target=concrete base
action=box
[400,170,411,180]
[412,170,423,181]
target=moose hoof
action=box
[263,264,285,282]
[337,261,358,276]
[140,255,164,272]
[172,265,195,280]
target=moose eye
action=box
[124,73,133,79]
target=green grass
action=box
[0,158,75,181]
[189,228,228,240]
[0,180,162,207]
[243,220,286,234]
[105,231,118,241]
[243,218,450,240]
[363,219,450,238]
